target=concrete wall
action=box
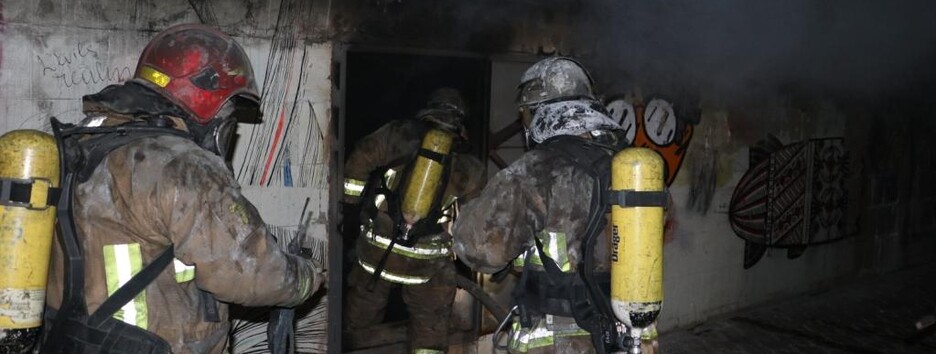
[5,0,935,348]
[858,107,936,274]
[654,96,936,331]
[0,0,334,351]
[658,98,857,330]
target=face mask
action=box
[189,99,241,158]
[202,116,237,158]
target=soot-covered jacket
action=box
[45,116,322,353]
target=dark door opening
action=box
[340,50,490,351]
[344,52,490,158]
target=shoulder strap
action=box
[50,118,89,318]
[536,135,618,318]
[70,125,191,183]
[48,117,190,321]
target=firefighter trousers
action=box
[344,260,456,352]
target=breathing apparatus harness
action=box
[504,130,665,353]
[41,116,219,354]
[358,123,455,289]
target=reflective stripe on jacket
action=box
[508,316,590,353]
[512,231,571,272]
[363,228,452,260]
[102,244,198,329]
[356,226,454,285]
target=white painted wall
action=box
[1,0,333,351]
[0,1,333,246]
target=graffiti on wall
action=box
[685,109,730,216]
[34,41,133,89]
[729,135,849,268]
[606,96,696,186]
[212,0,329,352]
[230,1,328,191]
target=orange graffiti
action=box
[632,104,694,186]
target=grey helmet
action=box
[516,57,596,107]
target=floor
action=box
[348,263,936,353]
[663,263,936,353]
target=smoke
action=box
[574,0,936,105]
[339,0,936,106]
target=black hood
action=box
[82,81,189,119]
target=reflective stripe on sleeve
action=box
[343,178,366,197]
[413,349,444,354]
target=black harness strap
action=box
[511,249,536,328]
[0,178,61,208]
[417,147,450,165]
[88,247,174,326]
[366,235,399,291]
[608,190,668,208]
[68,125,192,183]
[41,117,210,354]
[52,172,87,320]
[510,135,622,353]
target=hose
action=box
[454,273,509,322]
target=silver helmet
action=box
[516,57,595,107]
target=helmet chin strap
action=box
[519,105,536,151]
[523,129,535,151]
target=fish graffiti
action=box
[729,135,849,268]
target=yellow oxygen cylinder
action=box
[609,147,664,337]
[0,130,60,352]
[401,129,454,225]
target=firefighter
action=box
[452,57,659,353]
[40,24,324,353]
[342,88,485,353]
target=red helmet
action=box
[133,24,260,124]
